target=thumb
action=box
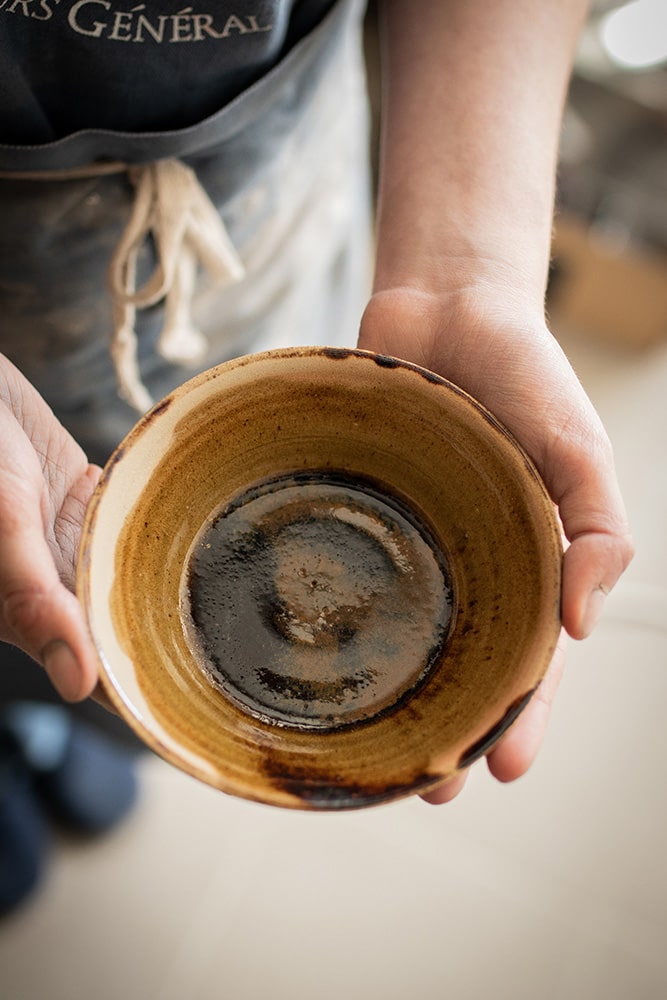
[549,427,634,640]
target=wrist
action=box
[370,250,548,331]
[372,194,553,312]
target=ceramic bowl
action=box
[77,347,562,810]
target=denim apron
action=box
[0,0,372,463]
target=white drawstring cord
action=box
[0,158,246,412]
[107,158,246,412]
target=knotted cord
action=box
[107,158,245,411]
[1,158,246,413]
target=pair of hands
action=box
[0,282,633,803]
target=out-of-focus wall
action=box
[550,0,667,348]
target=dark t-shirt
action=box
[0,0,335,143]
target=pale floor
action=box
[2,323,666,1000]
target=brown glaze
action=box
[260,755,438,809]
[457,688,536,770]
[79,347,563,810]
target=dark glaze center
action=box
[182,471,454,730]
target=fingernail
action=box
[581,587,607,638]
[43,640,82,701]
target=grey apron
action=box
[0,0,372,463]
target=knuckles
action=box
[2,583,55,645]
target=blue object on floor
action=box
[2,702,139,835]
[0,729,50,915]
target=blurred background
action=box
[1,1,666,997]
[551,0,667,352]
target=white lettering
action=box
[31,0,59,20]
[246,14,271,33]
[68,0,110,37]
[134,11,166,42]
[7,0,32,15]
[108,7,134,40]
[1,0,275,44]
[191,12,218,40]
[169,6,193,42]
[218,14,249,38]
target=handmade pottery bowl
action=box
[77,347,562,810]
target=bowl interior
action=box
[78,347,562,809]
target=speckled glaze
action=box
[77,347,562,810]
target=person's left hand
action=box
[358,283,633,804]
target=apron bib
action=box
[0,0,372,462]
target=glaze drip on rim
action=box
[182,471,454,730]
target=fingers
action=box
[546,417,634,640]
[486,630,567,782]
[419,631,567,804]
[0,504,99,701]
[53,463,103,590]
[0,394,100,702]
[554,426,633,637]
[420,770,469,806]
[561,531,632,638]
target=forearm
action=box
[374,0,589,306]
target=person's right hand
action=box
[0,355,102,701]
